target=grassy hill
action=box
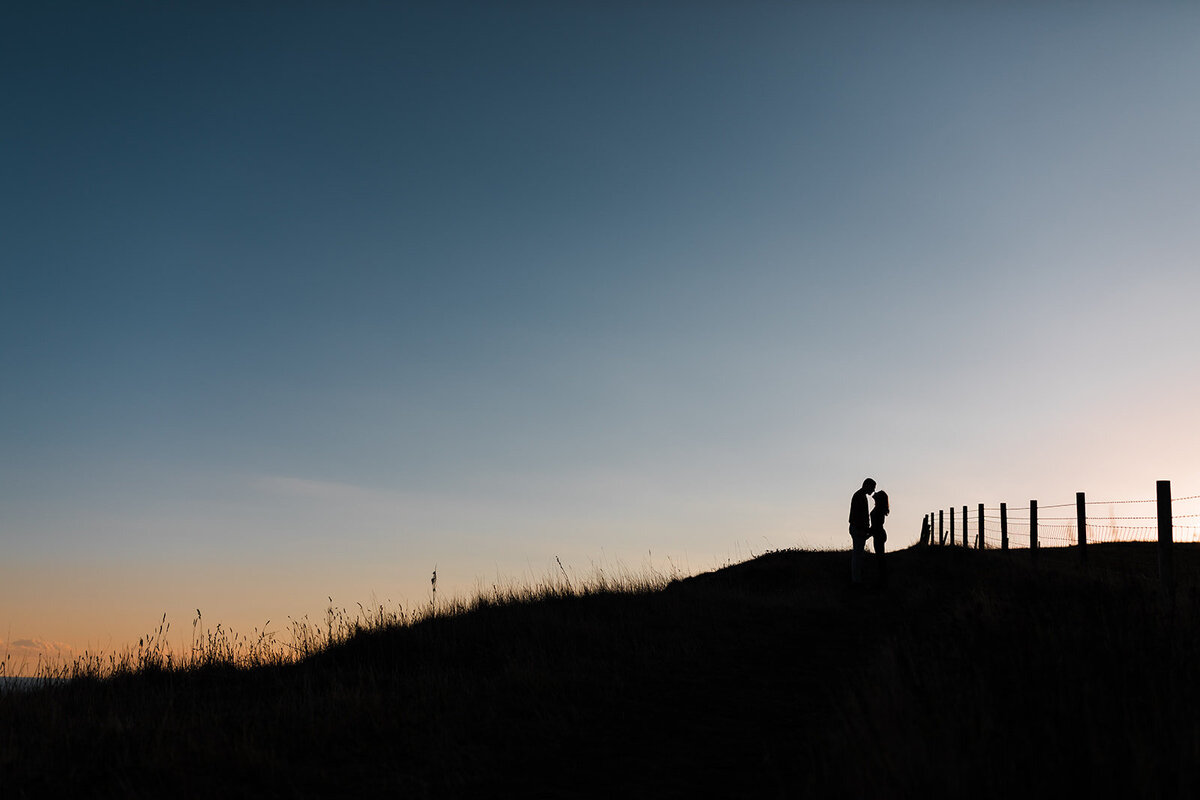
[4,543,1200,798]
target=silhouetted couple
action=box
[848,478,888,587]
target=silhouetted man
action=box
[849,478,876,584]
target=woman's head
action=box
[874,490,889,515]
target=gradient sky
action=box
[5,2,1200,667]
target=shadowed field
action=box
[4,543,1200,798]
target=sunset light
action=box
[4,4,1200,794]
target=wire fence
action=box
[924,481,1196,554]
[975,496,1200,549]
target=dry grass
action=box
[1,559,683,685]
[4,543,1200,798]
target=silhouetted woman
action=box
[870,490,889,587]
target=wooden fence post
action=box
[1030,500,1038,560]
[978,503,985,550]
[939,509,945,546]
[963,505,969,548]
[1158,480,1174,597]
[1077,492,1087,564]
[1001,502,1008,551]
[950,506,955,547]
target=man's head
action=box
[862,478,876,494]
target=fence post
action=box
[978,503,985,550]
[1001,502,1008,551]
[1076,492,1087,564]
[1030,500,1038,560]
[963,505,969,549]
[950,506,955,546]
[939,509,945,545]
[1158,480,1174,597]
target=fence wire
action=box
[929,492,1200,549]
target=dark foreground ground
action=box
[4,542,1200,798]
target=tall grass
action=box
[7,544,1198,797]
[0,557,683,686]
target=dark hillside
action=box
[3,544,1200,798]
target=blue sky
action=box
[4,2,1200,662]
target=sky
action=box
[4,2,1200,669]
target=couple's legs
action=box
[849,526,867,584]
[874,533,887,586]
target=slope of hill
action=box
[3,543,1199,798]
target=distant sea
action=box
[0,676,64,693]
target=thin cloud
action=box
[1,637,77,671]
[251,474,387,504]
